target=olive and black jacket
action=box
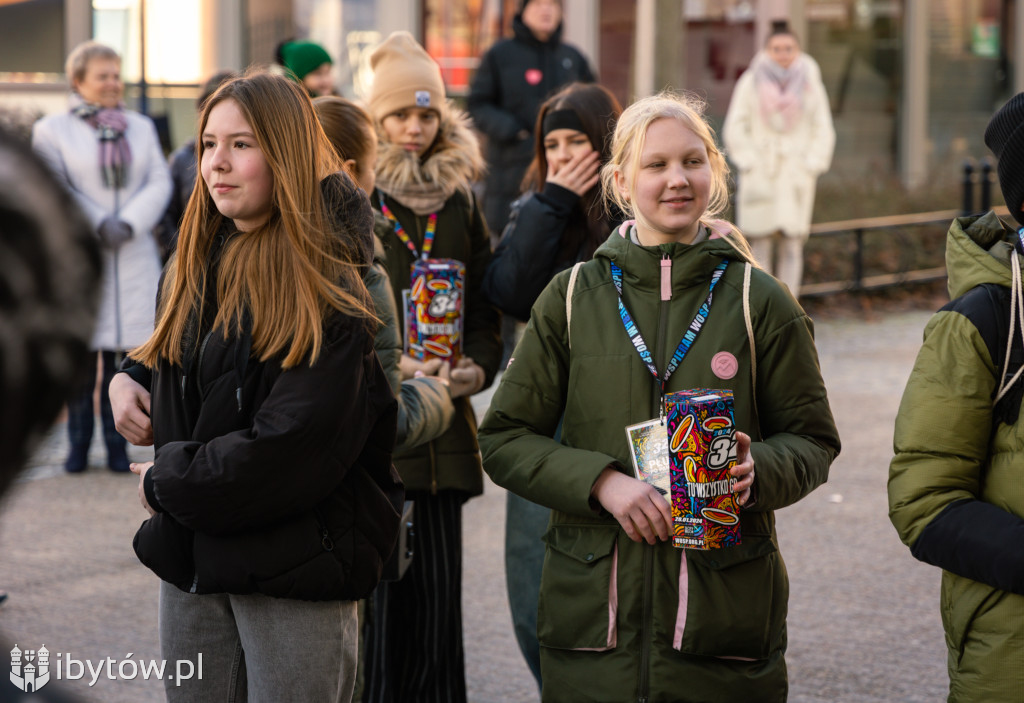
[889,211,1024,702]
[467,14,594,233]
[125,177,402,602]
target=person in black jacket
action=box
[468,0,595,242]
[482,82,621,322]
[109,72,400,703]
[479,81,620,688]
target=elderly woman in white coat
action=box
[723,23,834,297]
[32,40,171,473]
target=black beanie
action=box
[985,93,1024,225]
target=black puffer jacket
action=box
[467,15,594,233]
[127,178,401,602]
[482,182,614,321]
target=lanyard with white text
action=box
[610,257,729,419]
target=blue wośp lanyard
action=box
[610,258,729,419]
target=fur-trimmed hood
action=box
[374,104,485,210]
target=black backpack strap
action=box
[941,283,1024,425]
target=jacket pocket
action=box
[537,525,619,650]
[673,537,782,660]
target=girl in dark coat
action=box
[483,82,621,321]
[480,81,621,687]
[362,31,502,703]
[110,72,400,703]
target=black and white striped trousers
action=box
[363,489,467,703]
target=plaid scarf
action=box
[70,96,132,189]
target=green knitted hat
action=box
[280,40,332,81]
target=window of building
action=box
[93,0,201,84]
[422,0,514,97]
[805,0,903,178]
[0,0,64,77]
[927,0,1012,171]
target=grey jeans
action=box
[159,580,358,702]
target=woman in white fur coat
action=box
[32,40,171,473]
[723,23,834,297]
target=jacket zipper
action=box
[113,248,123,349]
[194,330,215,401]
[637,543,654,702]
[640,252,672,701]
[653,253,672,418]
[113,187,123,349]
[184,232,227,402]
[314,509,334,551]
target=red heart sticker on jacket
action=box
[525,69,542,85]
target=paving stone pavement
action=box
[0,309,948,702]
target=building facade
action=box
[1,0,1022,189]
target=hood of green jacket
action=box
[592,224,753,293]
[946,210,1017,299]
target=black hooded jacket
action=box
[125,173,402,601]
[467,14,594,233]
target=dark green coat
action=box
[372,188,502,495]
[479,228,840,702]
[889,212,1024,703]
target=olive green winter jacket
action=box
[479,227,840,703]
[889,211,1024,703]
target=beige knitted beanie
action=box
[367,31,446,119]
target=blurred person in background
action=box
[31,39,172,474]
[276,38,336,97]
[314,94,465,449]
[722,20,834,297]
[0,123,101,701]
[479,81,621,687]
[315,93,490,702]
[154,70,235,262]
[468,0,595,365]
[468,0,595,244]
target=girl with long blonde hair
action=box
[480,91,839,701]
[110,71,400,703]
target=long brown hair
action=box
[132,71,372,370]
[312,96,375,185]
[521,82,622,261]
